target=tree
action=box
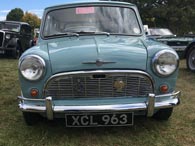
[6,8,24,21]
[22,12,41,32]
[115,0,195,35]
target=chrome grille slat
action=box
[44,71,154,99]
[0,32,4,47]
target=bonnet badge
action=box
[82,59,116,66]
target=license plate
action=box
[65,112,134,127]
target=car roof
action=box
[45,1,135,10]
[0,21,30,25]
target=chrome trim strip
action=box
[46,97,53,120]
[53,103,147,112]
[0,30,5,48]
[156,91,181,98]
[155,98,179,108]
[147,93,155,117]
[43,70,155,97]
[18,104,46,112]
[18,96,45,101]
[51,97,180,112]
[18,91,180,120]
[45,70,153,81]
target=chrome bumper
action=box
[18,91,181,120]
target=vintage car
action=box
[147,28,175,38]
[18,1,181,126]
[0,21,33,58]
[148,28,195,72]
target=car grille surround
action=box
[44,71,154,99]
[0,31,4,47]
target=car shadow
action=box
[27,115,171,136]
[0,53,13,59]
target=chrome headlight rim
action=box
[5,34,11,39]
[19,55,46,81]
[152,50,179,77]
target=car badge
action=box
[74,79,84,94]
[82,59,116,67]
[113,80,125,92]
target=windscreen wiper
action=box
[75,31,110,36]
[46,32,79,38]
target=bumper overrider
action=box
[17,91,181,120]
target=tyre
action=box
[152,108,173,120]
[186,47,195,72]
[23,112,41,126]
[5,50,12,57]
[12,44,22,59]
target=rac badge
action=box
[114,80,125,92]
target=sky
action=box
[0,0,92,20]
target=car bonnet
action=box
[47,36,148,74]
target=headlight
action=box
[152,50,179,77]
[6,34,11,39]
[19,55,45,81]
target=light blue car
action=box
[18,1,180,126]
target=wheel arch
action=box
[13,39,25,53]
[184,41,195,58]
[9,38,23,50]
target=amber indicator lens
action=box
[160,85,168,93]
[30,89,39,97]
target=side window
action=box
[20,25,25,34]
[20,25,32,35]
[26,25,32,34]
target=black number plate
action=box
[65,112,134,127]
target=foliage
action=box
[6,9,41,33]
[6,8,24,21]
[117,0,195,35]
[22,12,41,31]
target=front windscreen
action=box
[0,22,20,32]
[43,6,141,37]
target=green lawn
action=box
[0,58,195,146]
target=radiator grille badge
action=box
[113,80,125,92]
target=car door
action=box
[20,24,32,51]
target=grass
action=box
[0,58,195,146]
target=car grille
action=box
[0,31,4,47]
[44,71,154,99]
[167,41,189,46]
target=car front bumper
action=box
[18,91,181,120]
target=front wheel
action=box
[152,108,173,120]
[186,47,195,72]
[12,44,22,59]
[23,112,41,126]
